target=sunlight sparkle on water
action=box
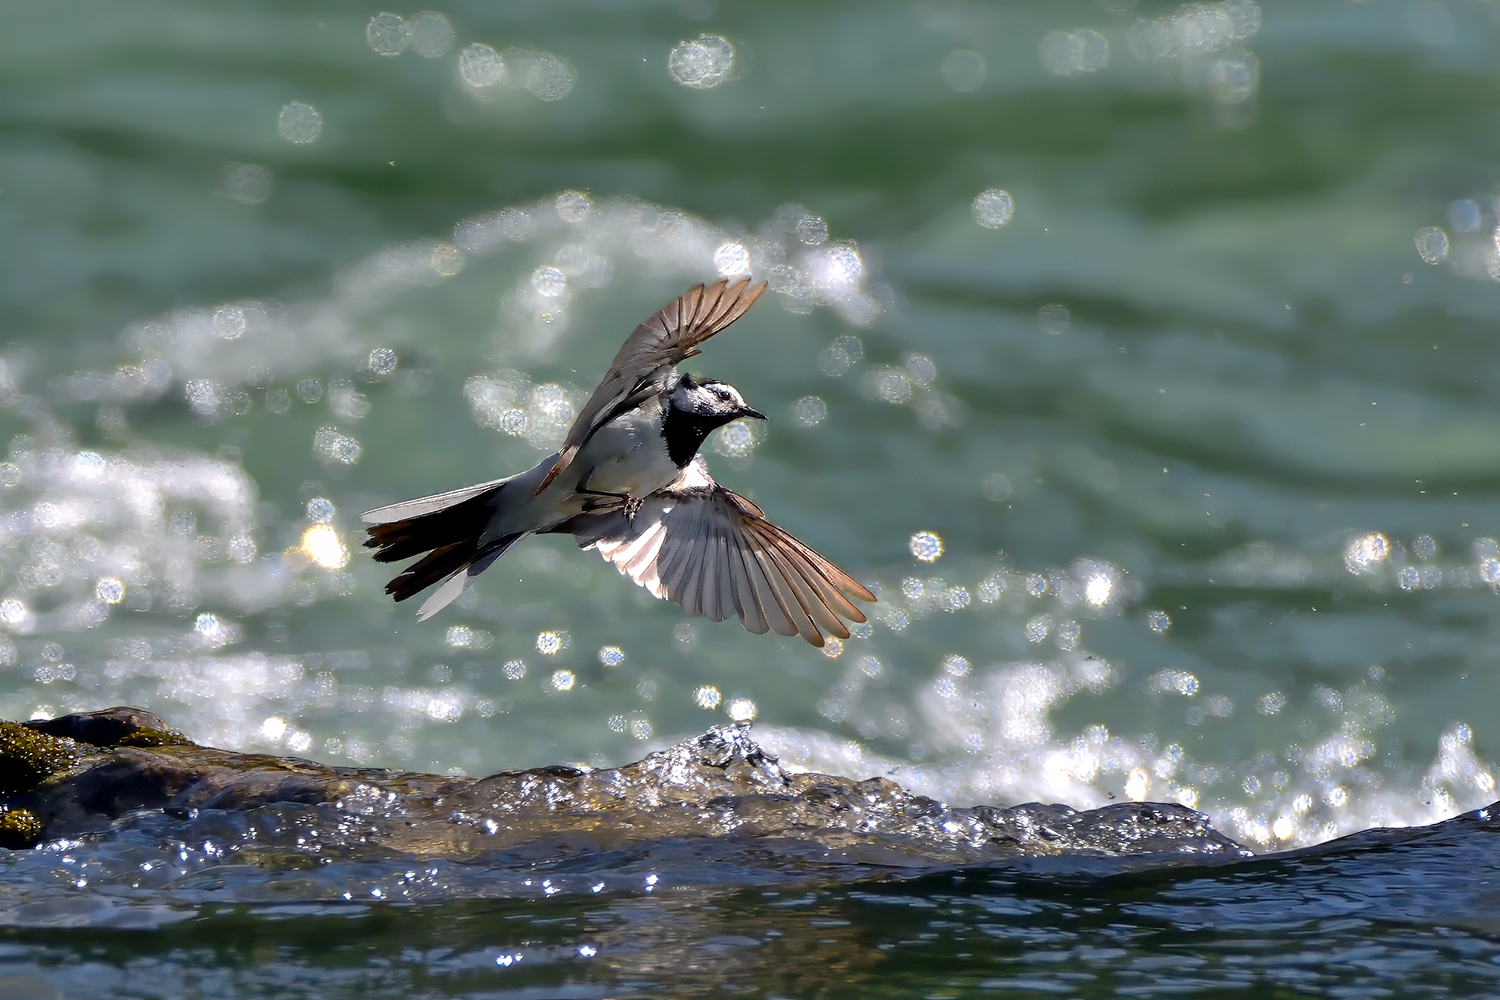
[532,267,567,297]
[409,12,454,57]
[904,354,937,386]
[95,577,125,604]
[972,188,1014,229]
[1414,226,1449,264]
[694,685,721,710]
[366,13,409,56]
[1477,538,1500,588]
[299,524,348,569]
[669,35,734,89]
[277,102,322,144]
[1203,51,1260,104]
[305,498,335,524]
[366,348,397,377]
[1127,0,1261,61]
[818,335,862,376]
[445,626,493,651]
[713,241,752,277]
[312,427,360,465]
[909,531,943,562]
[711,421,755,458]
[791,396,826,426]
[1344,532,1389,574]
[811,242,862,292]
[1038,30,1109,76]
[864,367,911,404]
[598,645,625,667]
[942,655,970,677]
[524,54,575,101]
[1148,669,1199,697]
[555,191,592,223]
[796,216,827,245]
[459,44,505,88]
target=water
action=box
[3,0,1500,993]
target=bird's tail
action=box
[362,480,524,621]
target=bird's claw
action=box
[578,484,642,525]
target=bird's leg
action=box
[576,474,643,525]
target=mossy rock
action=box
[0,722,86,796]
[0,807,43,849]
[111,727,191,749]
[23,707,189,749]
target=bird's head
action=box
[669,374,768,423]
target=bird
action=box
[361,277,875,646]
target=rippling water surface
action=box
[4,0,1500,995]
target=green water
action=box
[4,0,1500,994]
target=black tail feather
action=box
[364,485,508,602]
[385,541,473,602]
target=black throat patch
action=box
[661,405,732,467]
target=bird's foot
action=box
[622,494,643,525]
[578,486,643,524]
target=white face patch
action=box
[671,378,745,416]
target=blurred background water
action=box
[5,0,1500,994]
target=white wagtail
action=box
[362,278,875,646]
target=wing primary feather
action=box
[708,527,734,623]
[697,530,722,621]
[746,538,805,639]
[735,534,787,635]
[712,528,735,623]
[721,531,752,631]
[782,554,852,641]
[728,495,873,605]
[724,524,769,634]
[697,280,727,329]
[656,499,704,599]
[759,541,842,645]
[678,502,713,616]
[747,521,867,622]
[708,278,764,334]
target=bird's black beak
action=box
[740,405,768,421]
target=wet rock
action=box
[0,720,92,797]
[0,708,1251,864]
[0,805,44,849]
[22,706,184,748]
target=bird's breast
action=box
[546,402,671,498]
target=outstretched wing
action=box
[534,278,768,494]
[566,459,876,647]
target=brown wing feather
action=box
[534,278,768,495]
[567,462,873,646]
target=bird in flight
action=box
[362,278,875,646]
